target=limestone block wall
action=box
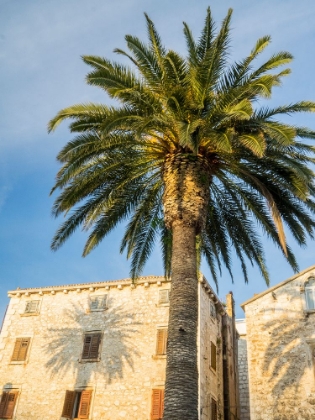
[235,319,250,420]
[0,277,170,420]
[243,267,315,420]
[199,283,224,420]
[0,275,237,420]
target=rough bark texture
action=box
[163,154,210,233]
[163,222,199,420]
[162,153,210,419]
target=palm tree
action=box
[48,8,315,419]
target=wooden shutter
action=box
[0,391,18,419]
[151,389,164,420]
[0,392,9,418]
[211,398,217,420]
[25,300,39,313]
[61,390,75,419]
[4,392,18,419]
[82,335,92,359]
[11,338,30,361]
[211,342,217,371]
[158,290,169,304]
[82,333,101,359]
[78,390,92,419]
[90,295,107,310]
[156,329,167,355]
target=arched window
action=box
[305,278,315,310]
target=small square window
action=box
[158,290,170,305]
[210,301,216,318]
[90,295,107,311]
[24,300,39,314]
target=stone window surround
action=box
[210,341,217,373]
[20,299,42,317]
[61,385,95,420]
[157,289,170,306]
[153,325,168,359]
[88,295,108,312]
[0,385,20,420]
[300,276,315,313]
[9,335,33,365]
[79,331,103,363]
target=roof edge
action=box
[241,264,315,310]
[8,275,168,295]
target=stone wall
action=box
[0,277,170,420]
[235,319,251,420]
[0,276,237,419]
[199,282,224,420]
[243,266,315,420]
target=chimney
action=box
[225,291,235,319]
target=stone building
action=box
[240,264,315,420]
[0,275,239,420]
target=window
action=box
[11,338,30,362]
[210,342,217,371]
[211,398,217,420]
[158,290,170,305]
[81,332,102,361]
[0,390,19,419]
[62,390,92,419]
[89,295,107,311]
[305,278,315,310]
[24,300,39,314]
[151,389,164,420]
[210,301,216,318]
[156,328,167,356]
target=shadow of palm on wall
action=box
[43,299,142,384]
[257,287,315,419]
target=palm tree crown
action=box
[49,8,315,286]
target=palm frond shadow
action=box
[258,288,315,417]
[43,299,141,384]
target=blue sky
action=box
[0,0,315,320]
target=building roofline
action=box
[8,275,167,296]
[241,264,315,310]
[7,273,228,315]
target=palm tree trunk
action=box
[163,221,199,420]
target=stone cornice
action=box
[8,275,168,297]
[8,274,226,316]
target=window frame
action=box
[21,300,41,316]
[89,295,107,312]
[210,397,217,420]
[61,389,93,420]
[158,289,170,305]
[0,389,19,419]
[210,301,216,318]
[151,388,164,420]
[10,337,31,364]
[155,328,168,356]
[305,277,315,311]
[80,331,102,363]
[210,341,217,372]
